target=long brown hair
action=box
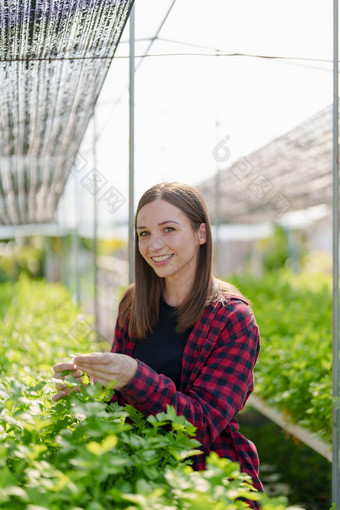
[120,182,246,338]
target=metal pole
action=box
[93,111,99,340]
[332,0,340,504]
[284,225,298,273]
[73,176,81,305]
[128,3,135,284]
[214,161,221,276]
[58,194,66,287]
[214,50,221,277]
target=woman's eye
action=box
[138,231,149,237]
[164,227,175,232]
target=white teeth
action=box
[151,254,173,262]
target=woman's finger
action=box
[52,387,70,401]
[73,353,137,390]
[53,362,77,375]
[52,385,82,402]
[55,382,67,391]
[73,363,114,375]
[73,353,109,366]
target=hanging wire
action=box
[0,51,332,70]
[133,0,177,73]
[92,0,178,144]
[92,48,332,144]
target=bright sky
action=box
[60,0,333,237]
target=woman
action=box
[53,182,263,503]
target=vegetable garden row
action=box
[0,272,331,509]
[230,270,332,445]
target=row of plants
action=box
[0,275,297,509]
[0,237,45,282]
[229,269,332,443]
[0,235,128,283]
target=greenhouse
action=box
[0,1,337,509]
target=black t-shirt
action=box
[133,299,192,390]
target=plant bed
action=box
[228,270,332,444]
[0,275,302,509]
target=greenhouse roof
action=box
[0,0,133,226]
[198,103,333,225]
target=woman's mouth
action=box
[150,254,174,265]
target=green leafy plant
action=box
[0,377,295,510]
[0,275,299,509]
[228,270,332,443]
[0,237,45,282]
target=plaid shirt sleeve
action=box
[116,297,260,452]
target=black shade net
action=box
[0,0,134,225]
[198,104,334,224]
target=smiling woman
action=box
[53,182,263,509]
[129,182,221,338]
[136,199,206,305]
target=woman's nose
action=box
[148,233,164,251]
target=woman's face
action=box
[136,199,206,285]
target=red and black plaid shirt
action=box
[110,294,263,496]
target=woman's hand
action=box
[73,352,138,390]
[52,362,84,401]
